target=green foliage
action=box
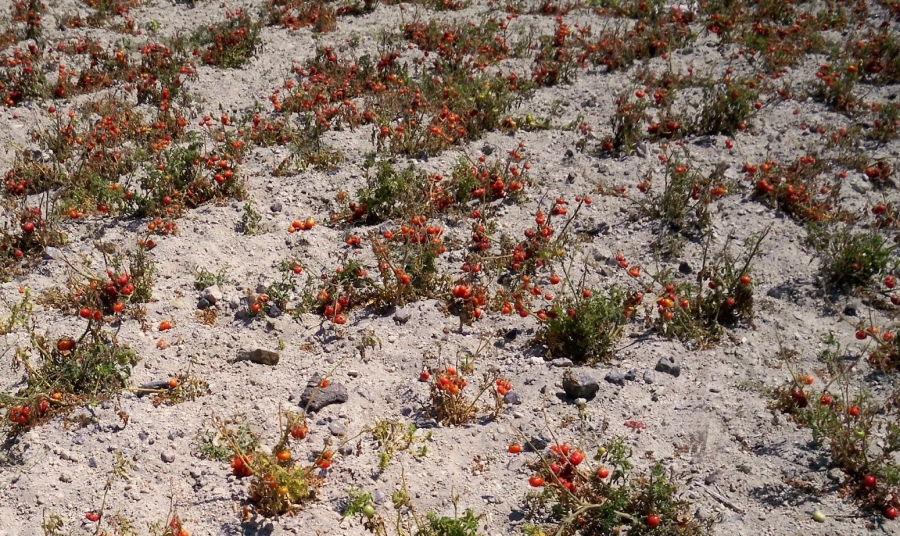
[416,510,481,536]
[371,419,419,470]
[807,224,895,289]
[192,10,262,69]
[536,287,627,364]
[194,265,230,291]
[240,202,262,235]
[194,417,260,462]
[30,332,136,398]
[689,77,759,136]
[357,161,426,224]
[525,437,712,536]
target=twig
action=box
[696,483,744,514]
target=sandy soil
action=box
[1,0,900,535]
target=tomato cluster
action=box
[532,443,585,493]
[495,378,513,396]
[435,367,466,394]
[231,455,253,478]
[7,397,49,426]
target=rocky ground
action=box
[1,0,900,535]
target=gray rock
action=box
[201,285,223,305]
[766,286,786,299]
[53,447,79,462]
[679,261,693,274]
[563,371,600,399]
[235,348,280,366]
[415,418,438,428]
[270,201,283,213]
[300,374,349,413]
[655,357,681,377]
[136,380,174,397]
[551,358,574,367]
[197,298,211,310]
[624,369,637,382]
[635,142,648,158]
[393,308,412,325]
[373,490,386,504]
[503,391,521,405]
[328,422,347,436]
[604,370,626,386]
[527,437,548,451]
[59,472,73,483]
[704,470,722,485]
[267,303,282,318]
[43,246,63,260]
[643,370,655,384]
[161,452,175,463]
[827,467,843,482]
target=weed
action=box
[0,287,34,334]
[524,436,713,535]
[263,260,303,311]
[688,76,760,136]
[369,419,426,470]
[193,9,261,69]
[343,481,483,536]
[535,286,627,364]
[633,157,728,254]
[194,265,230,291]
[3,327,137,431]
[807,224,895,290]
[771,335,900,516]
[195,415,260,462]
[240,201,262,235]
[355,161,428,224]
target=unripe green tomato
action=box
[813,510,826,523]
[362,504,375,519]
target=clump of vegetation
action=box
[343,486,483,536]
[3,326,137,431]
[807,224,895,290]
[771,335,900,518]
[535,286,627,364]
[193,9,262,68]
[523,436,714,535]
[216,410,323,517]
[420,346,510,425]
[195,415,261,462]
